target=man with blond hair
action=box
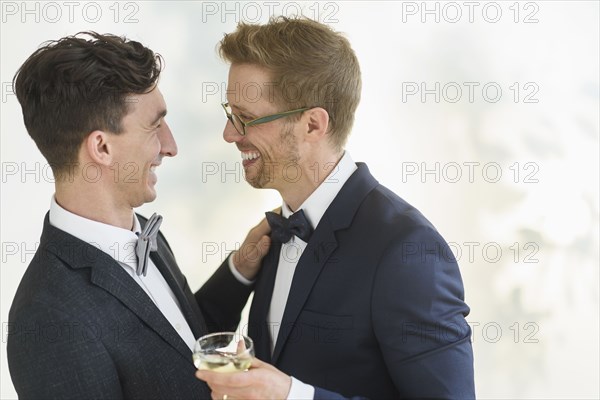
[197,17,475,399]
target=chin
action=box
[247,179,264,189]
[245,172,271,189]
[146,191,158,203]
[243,171,259,188]
[245,165,277,189]
[142,186,158,204]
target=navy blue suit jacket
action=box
[7,214,252,399]
[248,163,475,399]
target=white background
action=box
[1,1,598,398]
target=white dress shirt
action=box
[49,196,197,351]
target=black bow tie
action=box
[265,209,313,243]
[135,213,162,276]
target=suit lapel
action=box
[271,222,338,364]
[150,249,207,339]
[249,241,282,363]
[89,262,194,362]
[43,216,194,365]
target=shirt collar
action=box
[49,196,141,269]
[282,151,358,230]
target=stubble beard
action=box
[246,125,299,189]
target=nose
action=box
[223,120,243,143]
[159,121,178,157]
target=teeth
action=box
[150,166,156,172]
[241,152,260,161]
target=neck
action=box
[279,151,344,211]
[55,182,135,231]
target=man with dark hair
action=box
[7,32,270,398]
[196,17,475,399]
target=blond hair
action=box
[218,16,361,151]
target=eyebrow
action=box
[230,103,256,117]
[150,109,167,126]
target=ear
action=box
[304,107,329,143]
[84,130,113,166]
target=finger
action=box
[208,382,252,400]
[210,386,232,399]
[255,215,272,235]
[236,338,246,354]
[212,384,256,400]
[249,357,267,369]
[196,369,227,385]
[196,369,211,382]
[258,234,271,253]
[212,391,235,400]
[244,235,270,262]
[196,369,248,388]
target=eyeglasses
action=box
[221,102,309,136]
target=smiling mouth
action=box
[241,151,260,161]
[148,163,161,184]
[150,159,162,170]
[241,151,260,167]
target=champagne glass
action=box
[193,332,254,372]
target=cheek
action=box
[252,133,283,154]
[144,135,161,157]
[153,133,162,149]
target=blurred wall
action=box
[1,1,598,398]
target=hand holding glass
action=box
[193,332,254,372]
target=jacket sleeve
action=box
[371,225,476,399]
[195,254,254,332]
[7,304,123,400]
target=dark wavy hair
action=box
[13,31,163,177]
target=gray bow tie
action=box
[135,213,163,276]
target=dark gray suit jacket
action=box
[7,214,251,399]
[249,163,475,399]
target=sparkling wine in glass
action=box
[193,332,254,372]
